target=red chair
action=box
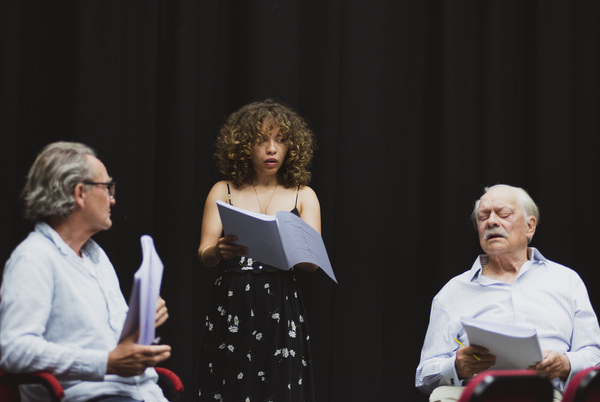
[562,366,600,402]
[458,369,554,402]
[0,366,184,401]
[155,367,185,401]
[0,369,64,401]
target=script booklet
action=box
[216,200,337,283]
[461,317,543,370]
[119,235,164,345]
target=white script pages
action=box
[216,200,337,283]
[461,317,543,369]
[119,235,164,345]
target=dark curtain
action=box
[2,1,600,401]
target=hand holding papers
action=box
[120,235,165,345]
[461,317,543,370]
[216,200,337,283]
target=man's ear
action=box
[526,215,537,240]
[73,183,86,209]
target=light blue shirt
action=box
[415,248,600,394]
[0,222,166,402]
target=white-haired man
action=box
[416,184,600,402]
[0,142,171,402]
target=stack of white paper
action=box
[461,317,543,370]
[119,235,164,345]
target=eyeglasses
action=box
[83,181,116,199]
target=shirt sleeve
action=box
[415,297,464,394]
[0,250,108,381]
[563,273,600,384]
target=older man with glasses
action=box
[0,141,171,402]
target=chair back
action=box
[0,380,21,402]
[458,369,554,402]
[155,367,185,400]
[562,366,600,402]
[0,369,64,402]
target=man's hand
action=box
[107,333,171,377]
[155,296,168,328]
[534,350,570,380]
[455,344,496,380]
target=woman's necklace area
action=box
[252,183,278,215]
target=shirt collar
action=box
[468,247,548,281]
[35,221,101,263]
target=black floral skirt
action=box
[197,257,315,402]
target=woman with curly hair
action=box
[196,99,320,401]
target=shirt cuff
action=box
[441,356,463,386]
[75,349,110,381]
[563,352,580,386]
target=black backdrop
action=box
[2,1,600,401]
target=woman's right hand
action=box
[214,235,248,260]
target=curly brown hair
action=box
[215,99,315,188]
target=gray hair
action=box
[471,184,540,229]
[22,141,97,222]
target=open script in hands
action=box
[217,200,337,283]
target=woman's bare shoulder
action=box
[207,180,230,200]
[298,185,318,198]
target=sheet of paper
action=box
[275,211,337,283]
[461,317,543,370]
[119,235,164,345]
[217,200,289,269]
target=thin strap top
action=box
[226,182,300,216]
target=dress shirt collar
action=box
[35,221,101,264]
[468,247,548,282]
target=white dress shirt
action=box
[0,222,166,402]
[415,248,600,394]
